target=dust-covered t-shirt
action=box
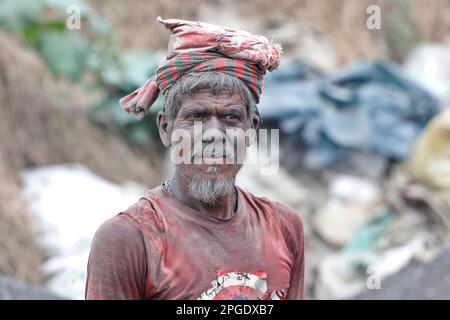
[85,185,305,300]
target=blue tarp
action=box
[258,60,440,169]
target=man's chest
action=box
[144,217,293,300]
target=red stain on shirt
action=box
[85,186,305,300]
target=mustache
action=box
[191,145,235,160]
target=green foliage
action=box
[0,0,45,32]
[89,49,163,145]
[98,50,160,91]
[384,0,422,63]
[0,0,104,80]
[39,29,90,80]
[0,0,161,146]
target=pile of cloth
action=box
[257,57,450,299]
[309,109,450,299]
[258,60,440,170]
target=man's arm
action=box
[286,213,305,300]
[275,203,305,300]
[85,214,147,300]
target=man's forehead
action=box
[180,89,245,109]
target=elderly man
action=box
[85,18,304,300]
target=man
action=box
[85,17,304,300]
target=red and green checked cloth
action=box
[119,17,283,120]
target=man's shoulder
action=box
[90,214,145,260]
[95,186,166,240]
[120,185,165,219]
[239,187,304,256]
[238,186,304,229]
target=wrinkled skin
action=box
[157,89,260,219]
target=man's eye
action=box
[188,113,204,119]
[224,114,239,120]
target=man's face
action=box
[162,88,254,203]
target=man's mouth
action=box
[192,150,233,164]
[203,158,223,164]
[202,154,228,164]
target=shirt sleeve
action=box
[275,203,305,300]
[85,214,147,300]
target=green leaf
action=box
[42,20,66,31]
[90,95,136,126]
[0,0,45,32]
[45,0,89,15]
[22,21,41,46]
[127,124,151,145]
[38,29,90,80]
[119,51,159,88]
[95,50,160,90]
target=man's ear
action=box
[157,111,171,147]
[246,113,261,147]
[252,112,261,130]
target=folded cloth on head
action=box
[119,17,282,120]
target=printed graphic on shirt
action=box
[197,270,287,300]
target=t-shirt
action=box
[85,185,305,300]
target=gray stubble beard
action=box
[188,166,236,204]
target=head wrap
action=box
[119,17,282,120]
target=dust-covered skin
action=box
[157,88,260,219]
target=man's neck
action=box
[168,170,237,220]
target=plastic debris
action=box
[258,60,440,169]
[20,164,145,300]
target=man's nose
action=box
[202,116,226,143]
